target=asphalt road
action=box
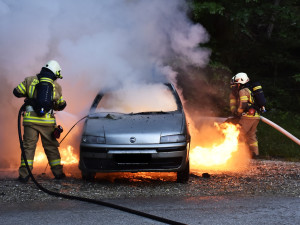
[1,160,300,225]
[1,195,300,225]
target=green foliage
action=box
[293,74,300,82]
[257,111,300,160]
[190,1,225,19]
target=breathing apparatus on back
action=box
[33,60,62,116]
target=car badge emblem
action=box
[130,137,136,143]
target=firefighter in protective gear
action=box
[229,72,260,158]
[13,60,67,183]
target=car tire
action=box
[177,160,190,183]
[81,171,96,181]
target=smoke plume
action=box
[0,0,210,169]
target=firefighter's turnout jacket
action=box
[230,87,260,119]
[230,86,260,156]
[14,72,66,179]
[15,75,65,125]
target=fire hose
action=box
[226,115,300,146]
[260,116,300,146]
[17,104,186,225]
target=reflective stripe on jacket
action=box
[23,112,56,124]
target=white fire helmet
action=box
[44,60,62,79]
[231,72,249,84]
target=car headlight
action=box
[82,135,106,144]
[160,134,186,143]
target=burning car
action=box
[79,83,190,183]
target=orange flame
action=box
[190,122,249,172]
[191,122,239,167]
[34,144,79,165]
[60,145,79,165]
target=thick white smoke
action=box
[0,0,210,169]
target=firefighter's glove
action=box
[13,88,24,98]
[53,101,67,111]
[248,107,256,116]
[24,98,35,106]
[20,104,26,112]
[58,101,66,111]
[52,125,63,139]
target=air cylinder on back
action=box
[251,82,266,109]
[35,80,53,116]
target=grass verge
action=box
[257,110,300,160]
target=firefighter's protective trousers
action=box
[19,124,63,178]
[239,117,259,156]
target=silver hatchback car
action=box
[79,83,190,183]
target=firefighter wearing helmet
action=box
[229,72,260,158]
[13,60,67,183]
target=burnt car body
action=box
[79,83,190,183]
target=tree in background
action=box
[188,0,300,113]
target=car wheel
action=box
[177,160,190,183]
[81,171,96,181]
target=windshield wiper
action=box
[88,112,125,119]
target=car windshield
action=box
[94,83,178,114]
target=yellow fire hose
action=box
[260,116,300,146]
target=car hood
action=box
[83,112,184,144]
